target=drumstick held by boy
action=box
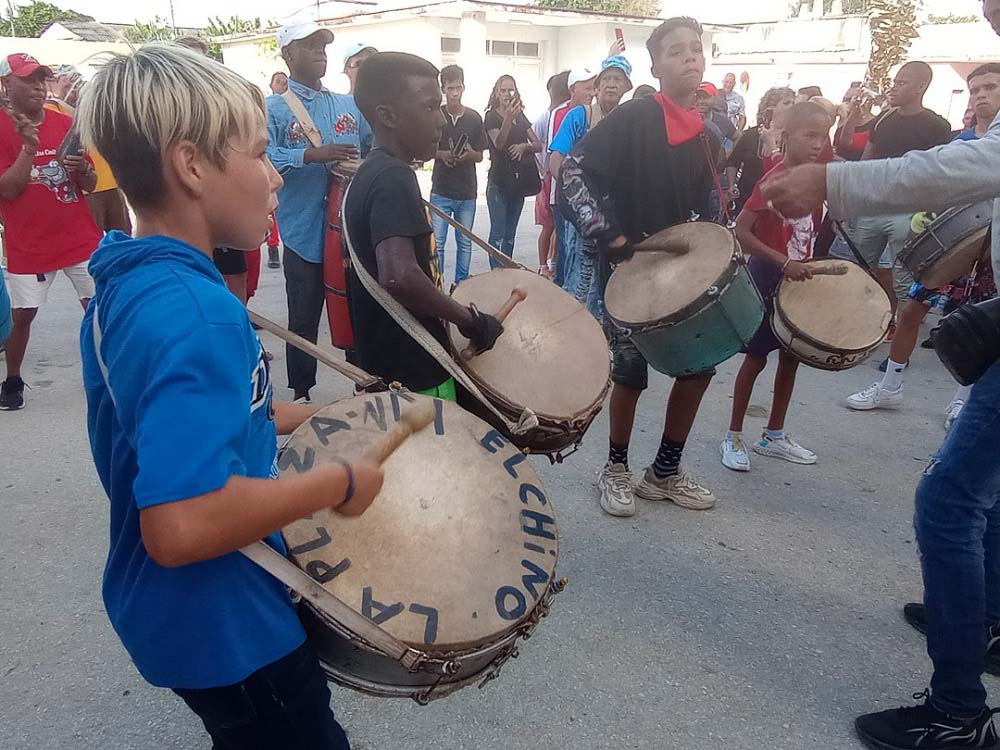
[76,44,383,748]
[720,101,830,472]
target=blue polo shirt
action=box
[81,232,305,689]
[266,79,372,264]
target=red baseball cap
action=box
[0,53,54,79]
[698,82,719,97]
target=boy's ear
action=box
[165,140,207,198]
[375,103,397,131]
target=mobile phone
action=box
[451,132,470,157]
[57,127,82,162]
[614,28,625,49]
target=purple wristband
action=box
[331,458,355,505]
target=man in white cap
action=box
[549,67,595,289]
[267,21,373,404]
[343,42,377,96]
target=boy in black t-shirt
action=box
[430,64,486,284]
[344,52,502,397]
[559,17,720,518]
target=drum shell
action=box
[323,174,354,350]
[609,259,764,378]
[771,306,883,370]
[898,202,992,289]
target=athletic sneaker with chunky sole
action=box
[634,467,716,510]
[855,690,999,750]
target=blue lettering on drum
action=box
[503,453,526,478]
[361,586,440,644]
[519,483,547,507]
[389,391,415,422]
[363,397,387,431]
[433,399,444,436]
[521,509,556,540]
[495,585,527,620]
[479,429,508,454]
[408,603,439,644]
[310,416,351,446]
[288,526,332,555]
[278,445,315,473]
[306,557,350,583]
[520,559,549,601]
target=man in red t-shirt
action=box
[0,53,101,410]
[720,101,830,473]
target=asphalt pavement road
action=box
[0,201,980,750]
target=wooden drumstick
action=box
[461,287,528,360]
[806,264,850,276]
[362,400,436,465]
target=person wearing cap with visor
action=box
[548,67,595,289]
[549,54,632,317]
[343,42,376,96]
[0,53,101,411]
[266,21,372,404]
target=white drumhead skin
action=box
[449,269,610,419]
[777,260,892,349]
[282,394,558,651]
[604,223,736,325]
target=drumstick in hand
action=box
[363,401,436,465]
[461,287,528,360]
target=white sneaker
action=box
[598,462,636,517]
[945,399,965,431]
[846,383,903,411]
[753,433,817,465]
[720,434,751,472]
[634,467,716,510]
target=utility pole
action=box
[6,0,17,37]
[169,0,177,32]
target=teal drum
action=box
[604,222,764,378]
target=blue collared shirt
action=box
[266,79,373,264]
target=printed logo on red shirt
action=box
[31,152,80,203]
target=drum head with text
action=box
[281,393,558,651]
[449,268,610,421]
[604,222,736,325]
[777,259,892,350]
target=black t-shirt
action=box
[431,107,487,201]
[484,109,532,188]
[726,127,763,206]
[867,108,951,159]
[343,148,449,391]
[571,97,717,244]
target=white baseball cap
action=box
[568,67,596,88]
[343,42,377,68]
[276,21,334,50]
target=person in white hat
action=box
[342,42,377,95]
[267,21,373,404]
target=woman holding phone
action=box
[724,87,795,212]
[484,75,542,267]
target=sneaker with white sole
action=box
[597,462,635,517]
[945,398,965,431]
[753,433,817,465]
[634,467,716,510]
[720,434,751,472]
[847,382,904,411]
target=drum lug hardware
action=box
[478,645,520,690]
[707,285,720,298]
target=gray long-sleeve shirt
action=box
[826,111,1000,282]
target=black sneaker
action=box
[0,376,24,410]
[904,603,1000,676]
[267,245,280,269]
[856,690,1000,749]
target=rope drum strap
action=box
[341,181,538,438]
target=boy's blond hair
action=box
[76,43,265,208]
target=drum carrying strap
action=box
[341,180,538,437]
[283,89,524,272]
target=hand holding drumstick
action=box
[461,287,527,360]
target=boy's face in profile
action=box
[200,119,282,250]
[784,114,828,166]
[393,75,446,162]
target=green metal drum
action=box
[604,222,764,378]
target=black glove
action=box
[604,238,635,264]
[459,304,504,354]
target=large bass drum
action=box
[772,259,892,370]
[280,393,562,703]
[604,222,765,377]
[449,268,610,459]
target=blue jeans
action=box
[560,219,581,296]
[916,360,1000,716]
[430,192,475,284]
[486,182,525,269]
[173,642,350,749]
[553,212,568,287]
[574,238,602,320]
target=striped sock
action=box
[652,437,684,479]
[609,441,629,469]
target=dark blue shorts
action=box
[742,256,783,358]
